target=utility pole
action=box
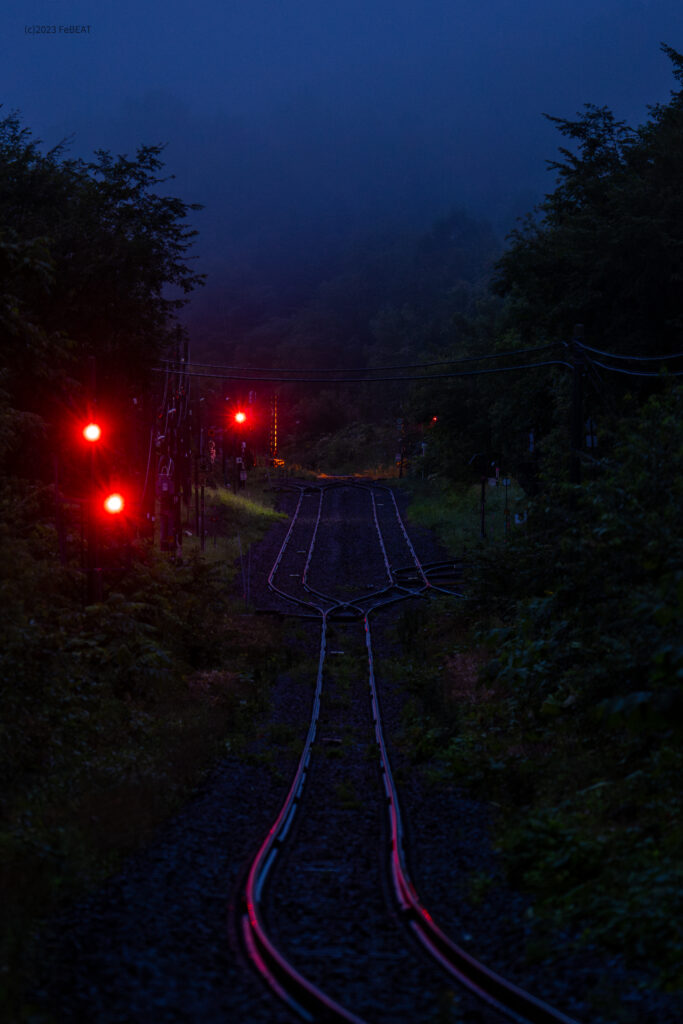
[270,393,278,464]
[140,398,156,541]
[503,474,511,540]
[85,356,102,603]
[396,418,405,478]
[173,331,189,555]
[570,323,584,485]
[196,396,206,552]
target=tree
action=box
[0,112,204,479]
[493,45,683,356]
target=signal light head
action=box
[234,411,246,424]
[103,492,125,515]
[83,422,102,442]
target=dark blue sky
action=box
[3,1,683,279]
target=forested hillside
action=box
[396,46,683,997]
[0,112,287,1009]
[186,48,683,482]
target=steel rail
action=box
[266,485,332,616]
[364,494,580,1024]
[243,484,366,1022]
[242,481,432,1020]
[301,483,375,615]
[242,481,581,1024]
[242,609,366,1024]
[301,483,405,614]
[382,486,430,590]
[242,481,415,1021]
[381,486,467,597]
[363,612,579,1023]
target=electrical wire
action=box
[159,343,558,376]
[576,341,683,362]
[159,367,169,431]
[151,359,573,384]
[141,424,156,503]
[584,357,683,378]
[156,340,683,386]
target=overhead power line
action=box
[159,342,683,383]
[156,343,683,384]
[584,357,683,378]
[159,343,558,377]
[152,359,573,384]
[577,341,683,362]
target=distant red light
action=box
[235,411,246,424]
[83,422,102,442]
[103,492,125,514]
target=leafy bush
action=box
[397,388,683,991]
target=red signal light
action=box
[234,411,246,424]
[83,422,102,442]
[103,492,125,515]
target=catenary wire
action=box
[584,357,683,378]
[576,341,683,362]
[151,359,573,384]
[159,344,558,375]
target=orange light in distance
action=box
[103,492,125,514]
[83,422,102,442]
[234,411,246,424]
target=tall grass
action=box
[167,473,287,564]
[400,476,528,554]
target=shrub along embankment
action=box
[0,473,288,1011]
[396,387,683,999]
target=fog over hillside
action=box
[3,1,682,335]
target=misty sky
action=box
[3,1,683,286]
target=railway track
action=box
[239,481,580,1024]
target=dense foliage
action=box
[493,44,683,354]
[0,112,204,489]
[0,477,287,1007]
[397,384,683,1000]
[477,388,683,979]
[392,46,683,1002]
[0,116,230,1012]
